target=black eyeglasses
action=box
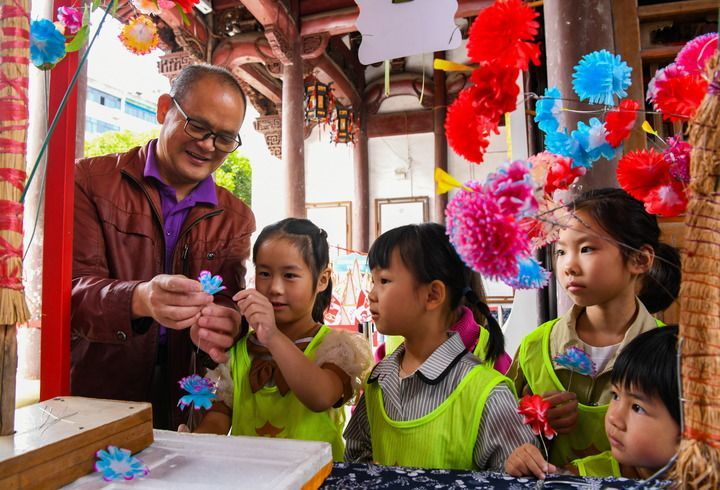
[172,97,242,153]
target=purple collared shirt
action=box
[144,140,218,341]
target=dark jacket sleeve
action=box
[71,160,143,343]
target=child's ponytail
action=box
[463,286,505,364]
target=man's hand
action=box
[233,289,280,347]
[132,274,212,329]
[505,443,556,479]
[542,390,579,434]
[191,304,242,363]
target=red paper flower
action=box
[517,394,556,439]
[617,149,670,201]
[445,90,497,164]
[469,66,521,121]
[174,0,199,13]
[645,181,688,217]
[467,0,540,71]
[653,72,708,122]
[604,99,639,147]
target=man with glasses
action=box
[71,64,254,430]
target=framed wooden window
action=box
[306,201,352,254]
[375,196,430,236]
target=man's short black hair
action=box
[170,64,245,110]
[611,325,680,425]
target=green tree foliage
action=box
[84,130,252,204]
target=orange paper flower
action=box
[119,16,159,55]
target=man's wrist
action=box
[131,281,150,319]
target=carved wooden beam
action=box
[240,0,299,64]
[312,52,360,107]
[300,0,492,37]
[367,110,434,138]
[234,64,282,104]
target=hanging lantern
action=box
[331,106,355,145]
[304,80,334,126]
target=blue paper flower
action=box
[571,118,616,163]
[534,86,562,134]
[544,129,591,169]
[30,19,66,70]
[505,256,551,289]
[178,374,216,410]
[95,446,149,482]
[572,50,632,106]
[553,346,596,377]
[198,270,226,294]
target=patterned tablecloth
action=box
[322,463,670,489]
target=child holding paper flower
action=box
[507,326,681,479]
[507,188,680,467]
[191,218,373,461]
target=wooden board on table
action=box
[65,430,334,489]
[0,397,153,490]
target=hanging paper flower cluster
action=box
[131,0,200,15]
[517,394,557,440]
[647,33,717,122]
[30,5,89,71]
[617,142,689,217]
[95,446,149,482]
[553,346,596,377]
[446,0,540,164]
[571,50,632,106]
[178,374,217,410]
[119,16,159,55]
[445,160,551,289]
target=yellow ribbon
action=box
[435,168,470,194]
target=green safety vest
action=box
[230,325,345,461]
[365,363,511,470]
[573,451,621,477]
[518,318,663,467]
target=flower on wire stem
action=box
[198,270,226,295]
[178,374,217,411]
[95,446,149,482]
[57,6,83,34]
[518,394,557,440]
[30,19,67,70]
[553,346,596,377]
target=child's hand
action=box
[505,443,557,479]
[542,390,579,434]
[233,288,279,346]
[191,304,241,363]
[177,424,191,433]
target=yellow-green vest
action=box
[365,363,511,470]
[230,325,345,461]
[518,318,663,467]
[573,451,621,477]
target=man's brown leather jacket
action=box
[71,142,255,428]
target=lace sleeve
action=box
[204,362,234,408]
[314,329,374,405]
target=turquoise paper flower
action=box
[30,19,66,70]
[544,129,591,169]
[571,118,616,163]
[572,50,632,106]
[506,256,551,289]
[534,86,562,134]
[198,270,226,294]
[95,446,149,482]
[178,374,216,410]
[553,346,596,377]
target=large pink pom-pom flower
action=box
[676,33,718,76]
[446,181,530,280]
[485,160,538,217]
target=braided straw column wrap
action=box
[0,0,31,435]
[672,54,720,489]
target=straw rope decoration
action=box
[0,0,31,435]
[671,53,720,489]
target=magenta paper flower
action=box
[57,6,82,34]
[485,160,538,217]
[553,346,596,376]
[663,135,691,184]
[178,374,216,410]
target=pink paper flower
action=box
[485,160,538,217]
[57,6,82,34]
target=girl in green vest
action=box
[192,218,373,461]
[507,188,680,468]
[344,223,537,471]
[506,326,681,480]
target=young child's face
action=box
[605,383,680,472]
[254,237,320,327]
[368,249,426,336]
[554,209,636,308]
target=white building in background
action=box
[85,78,159,139]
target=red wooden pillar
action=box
[353,103,369,252]
[433,51,448,224]
[40,3,78,400]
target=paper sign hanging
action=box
[355,0,461,65]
